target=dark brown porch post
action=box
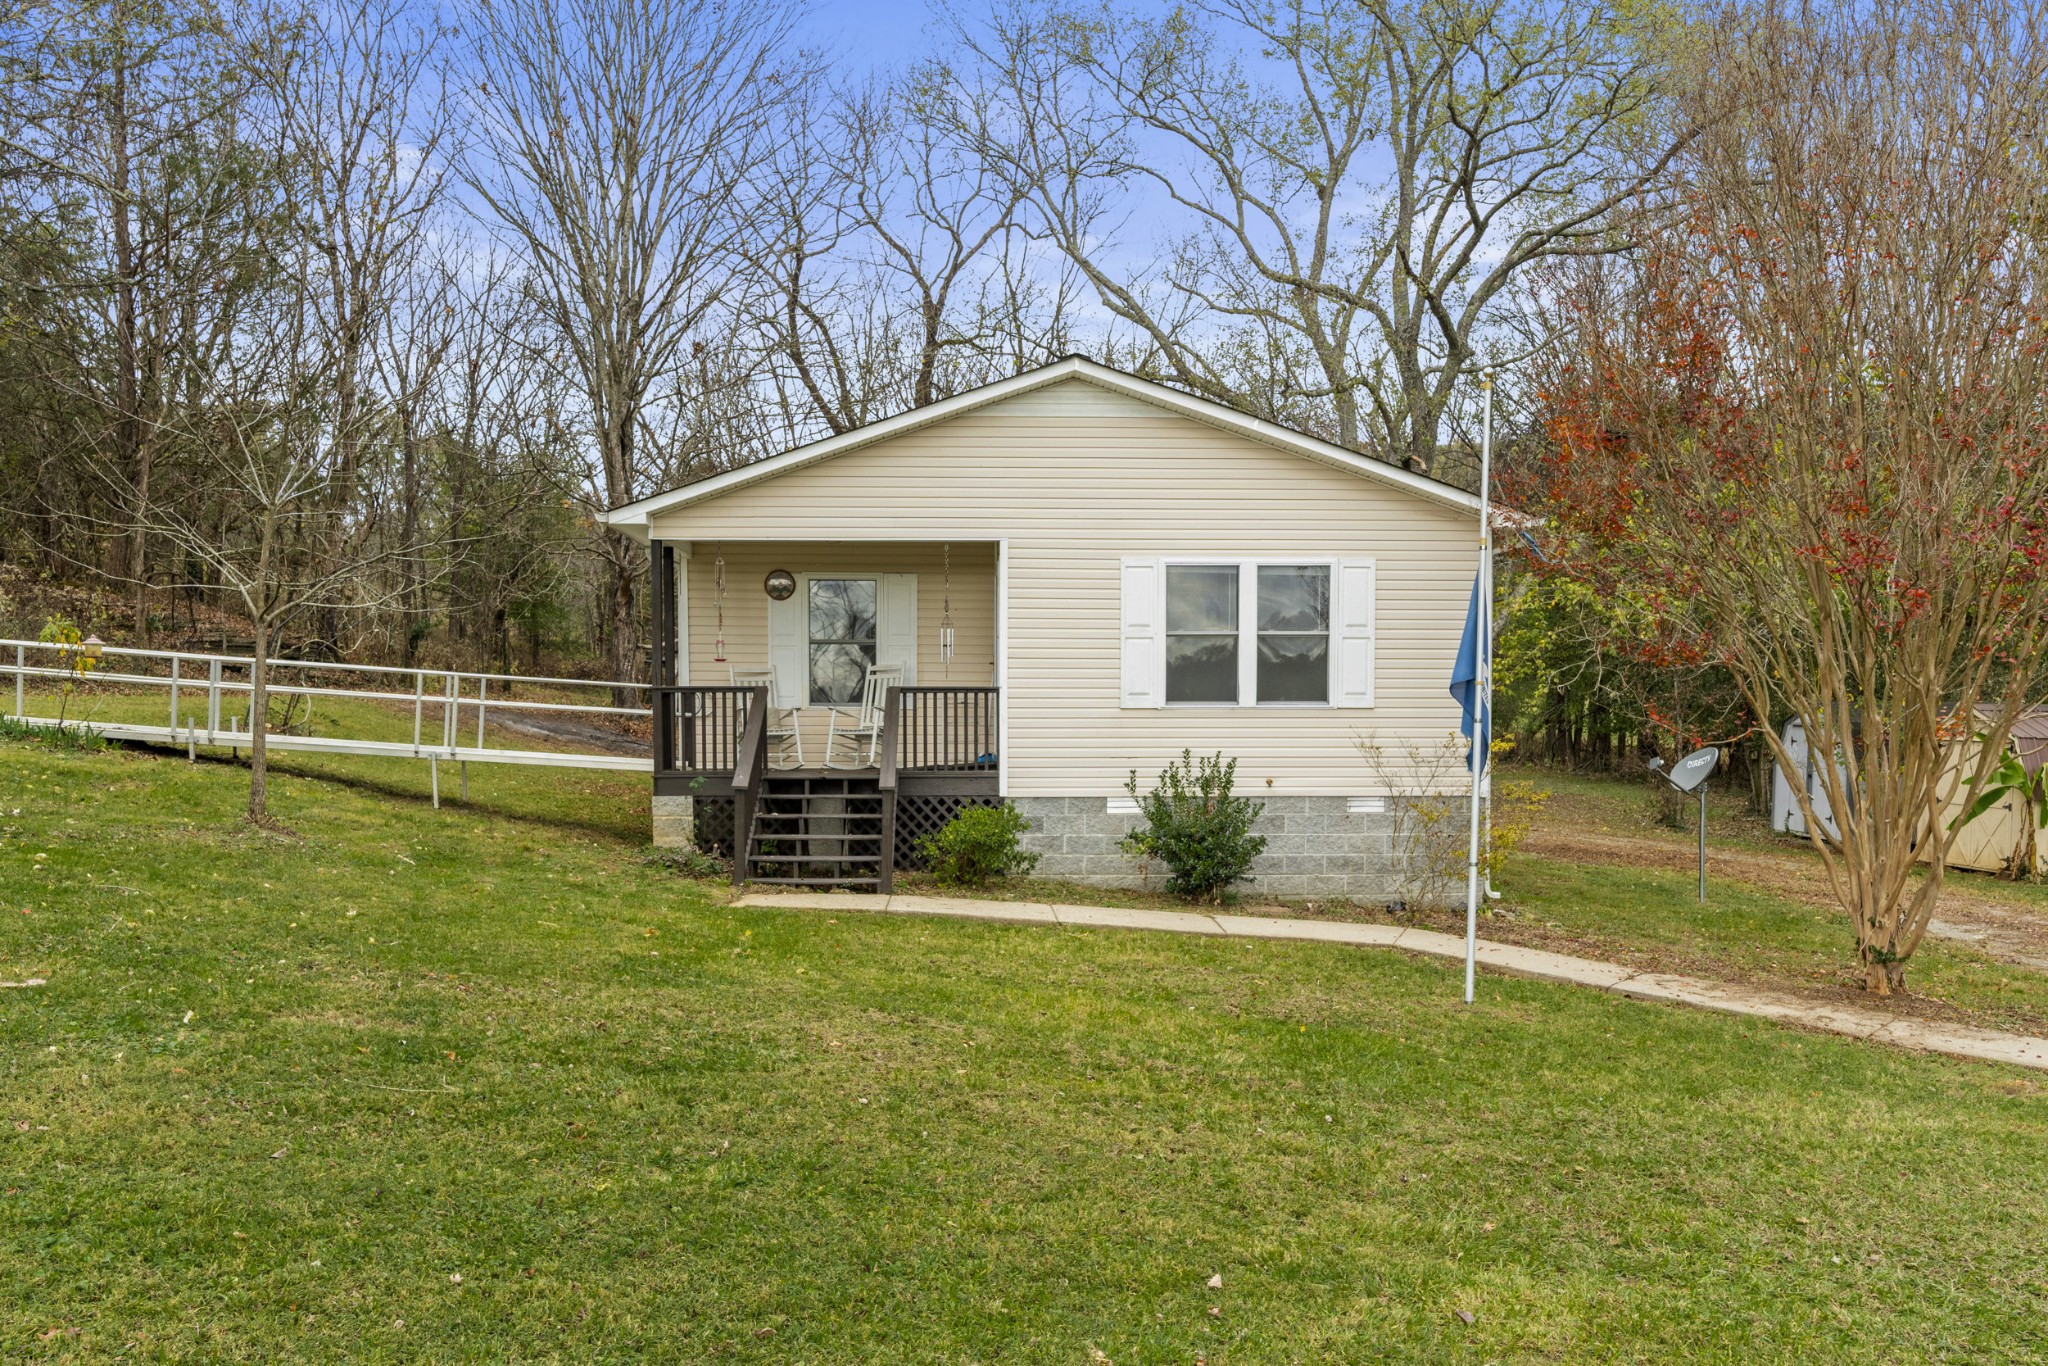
[650,539,674,773]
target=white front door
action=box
[766,572,917,709]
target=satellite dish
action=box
[1659,747,1720,794]
[1648,747,1721,905]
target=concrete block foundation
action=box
[652,795,694,849]
[1009,795,1445,901]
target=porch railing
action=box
[875,685,999,895]
[887,686,999,773]
[653,685,759,778]
[655,683,997,779]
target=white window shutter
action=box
[1121,558,1164,708]
[877,574,918,684]
[767,588,804,707]
[1334,560,1376,707]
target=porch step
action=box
[753,860,880,872]
[737,774,890,891]
[745,876,882,887]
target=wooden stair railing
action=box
[729,685,769,887]
[876,685,903,893]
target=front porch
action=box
[646,537,1003,890]
[649,684,1001,890]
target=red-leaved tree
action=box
[1510,0,2048,993]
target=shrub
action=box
[1120,750,1266,900]
[36,614,101,729]
[1358,733,1547,910]
[918,802,1040,887]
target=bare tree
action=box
[39,0,455,823]
[1529,0,2048,993]
[75,182,435,822]
[462,0,802,693]
[373,244,459,657]
[776,75,1046,430]
[250,0,452,652]
[950,0,1689,470]
[428,250,584,671]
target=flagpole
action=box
[1464,369,1494,1006]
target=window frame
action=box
[1162,563,1243,705]
[1253,562,1335,705]
[1156,556,1340,709]
[805,574,879,706]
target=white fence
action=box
[4,637,654,802]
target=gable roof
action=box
[599,355,1482,538]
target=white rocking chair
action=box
[823,663,904,770]
[730,667,804,770]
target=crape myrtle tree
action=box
[1518,0,2048,993]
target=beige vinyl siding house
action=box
[604,357,1482,896]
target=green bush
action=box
[1120,750,1267,900]
[918,802,1040,887]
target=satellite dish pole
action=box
[1650,747,1721,904]
[1698,781,1706,904]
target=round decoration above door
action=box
[763,568,796,601]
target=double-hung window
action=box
[1254,565,1331,702]
[808,577,876,704]
[1159,561,1333,705]
[1164,565,1241,703]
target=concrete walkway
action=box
[731,890,2048,1074]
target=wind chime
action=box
[939,543,956,675]
[712,551,727,663]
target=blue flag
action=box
[1449,571,1489,774]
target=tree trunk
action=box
[605,531,640,707]
[399,405,422,664]
[108,38,149,635]
[1862,954,1905,995]
[247,616,270,824]
[131,449,150,643]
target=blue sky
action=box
[797,0,948,72]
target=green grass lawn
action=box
[1486,768,2048,1032]
[1496,857,2048,1032]
[936,764,2048,1036]
[1522,767,1787,854]
[6,742,2048,1363]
